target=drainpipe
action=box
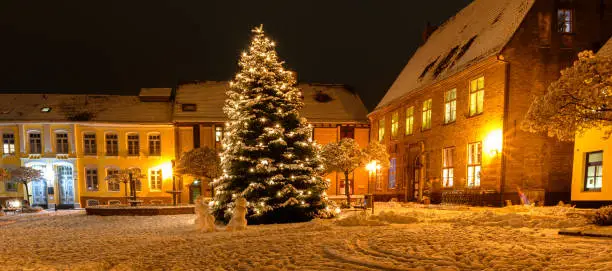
[499,55,510,207]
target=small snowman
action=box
[194,196,216,232]
[226,197,248,231]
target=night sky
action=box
[0,0,473,110]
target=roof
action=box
[0,94,172,123]
[375,0,535,110]
[597,37,612,57]
[173,81,369,124]
[139,88,173,102]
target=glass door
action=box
[57,165,74,205]
[30,165,48,206]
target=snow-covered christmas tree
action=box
[212,25,330,224]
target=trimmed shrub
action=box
[590,205,612,226]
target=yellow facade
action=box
[571,128,612,203]
[75,124,175,207]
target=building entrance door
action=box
[30,165,47,207]
[57,165,74,206]
[189,181,202,204]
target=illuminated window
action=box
[127,134,140,156]
[29,133,42,154]
[469,77,484,116]
[40,107,52,113]
[378,118,385,142]
[339,178,353,195]
[422,99,432,130]
[3,133,15,155]
[442,147,455,187]
[83,133,97,155]
[150,169,162,191]
[215,126,223,143]
[149,134,161,156]
[584,151,603,192]
[391,111,399,139]
[444,89,457,123]
[86,168,99,191]
[105,134,119,156]
[467,142,482,188]
[56,132,69,154]
[405,106,414,135]
[107,168,120,192]
[558,9,573,33]
[388,158,397,189]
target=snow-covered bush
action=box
[590,205,612,226]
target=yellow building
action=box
[0,90,176,208]
[571,38,612,207]
[173,81,370,203]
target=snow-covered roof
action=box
[0,94,172,123]
[375,0,535,110]
[173,81,369,124]
[597,37,612,57]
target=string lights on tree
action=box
[212,25,331,224]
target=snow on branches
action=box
[523,51,612,141]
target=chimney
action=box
[422,22,438,43]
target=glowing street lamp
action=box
[365,160,379,214]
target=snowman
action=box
[226,197,248,231]
[194,196,216,232]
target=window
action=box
[3,133,15,155]
[469,77,484,116]
[135,179,142,192]
[442,147,455,187]
[40,107,52,113]
[29,133,42,154]
[378,118,385,141]
[107,168,120,192]
[127,134,140,156]
[149,134,161,156]
[56,132,69,154]
[6,181,18,192]
[558,9,573,33]
[83,134,97,155]
[422,99,432,130]
[467,142,482,188]
[182,104,197,112]
[391,111,399,139]
[340,126,355,139]
[444,89,457,123]
[339,178,353,195]
[405,106,414,135]
[150,169,162,191]
[215,126,223,143]
[105,134,119,156]
[388,158,397,189]
[86,168,99,191]
[584,151,603,192]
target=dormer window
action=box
[182,104,197,112]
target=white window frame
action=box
[83,133,97,156]
[584,151,603,192]
[28,132,42,154]
[55,132,69,154]
[444,89,457,124]
[467,142,482,188]
[106,168,121,192]
[442,147,455,188]
[105,133,119,156]
[469,77,484,116]
[405,106,414,136]
[391,111,399,139]
[149,168,162,191]
[127,133,140,156]
[378,118,385,142]
[148,133,161,156]
[86,168,99,191]
[422,99,432,130]
[3,132,15,155]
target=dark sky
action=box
[0,0,473,110]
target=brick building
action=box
[172,81,370,204]
[369,0,612,205]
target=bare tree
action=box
[9,167,43,206]
[523,51,612,141]
[176,147,222,196]
[105,168,146,205]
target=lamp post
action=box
[366,161,378,214]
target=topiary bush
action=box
[590,205,612,226]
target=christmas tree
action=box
[212,25,331,224]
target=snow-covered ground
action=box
[1,205,611,271]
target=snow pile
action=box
[336,210,419,226]
[446,210,589,229]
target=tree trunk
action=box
[344,171,351,206]
[23,181,30,206]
